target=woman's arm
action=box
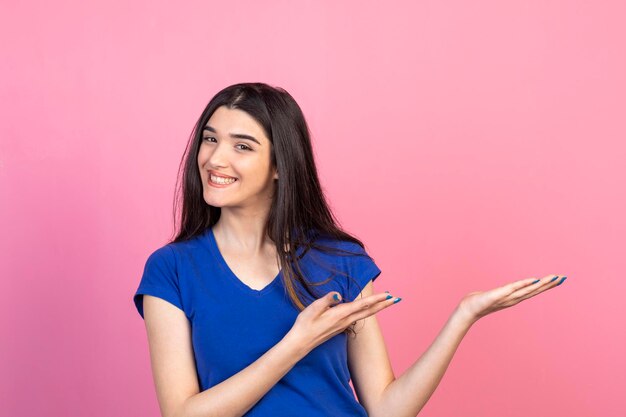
[369,274,565,417]
[369,306,474,417]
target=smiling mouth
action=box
[208,174,238,185]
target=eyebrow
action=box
[203,125,261,146]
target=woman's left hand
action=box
[457,274,567,324]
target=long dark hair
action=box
[168,82,375,336]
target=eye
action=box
[202,136,216,143]
[236,144,253,151]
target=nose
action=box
[207,141,229,168]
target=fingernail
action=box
[333,294,340,301]
[532,279,540,284]
[386,295,393,300]
[385,291,390,293]
[393,297,402,304]
[557,276,567,286]
[550,276,559,282]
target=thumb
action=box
[328,291,342,305]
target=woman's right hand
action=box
[286,291,398,353]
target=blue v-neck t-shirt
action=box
[133,227,382,417]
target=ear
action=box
[273,169,278,180]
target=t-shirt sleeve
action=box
[133,245,185,320]
[342,241,382,302]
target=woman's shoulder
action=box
[307,231,369,259]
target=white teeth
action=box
[210,174,236,184]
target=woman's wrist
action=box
[282,330,313,358]
[452,303,479,329]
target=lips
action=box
[208,170,237,179]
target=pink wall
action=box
[2,1,624,416]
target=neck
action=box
[213,207,274,256]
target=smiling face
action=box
[197,106,278,211]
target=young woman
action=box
[133,82,567,417]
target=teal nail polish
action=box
[386,295,393,300]
[333,294,339,301]
[532,279,540,284]
[393,297,402,304]
[550,276,559,282]
[557,276,567,286]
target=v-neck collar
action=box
[205,227,282,296]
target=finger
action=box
[343,293,398,325]
[503,277,544,294]
[350,292,396,312]
[331,292,393,318]
[509,274,562,302]
[318,292,343,313]
[526,274,562,291]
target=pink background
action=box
[2,1,625,416]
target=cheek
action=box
[201,142,215,155]
[197,147,209,165]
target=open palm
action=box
[458,274,567,323]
